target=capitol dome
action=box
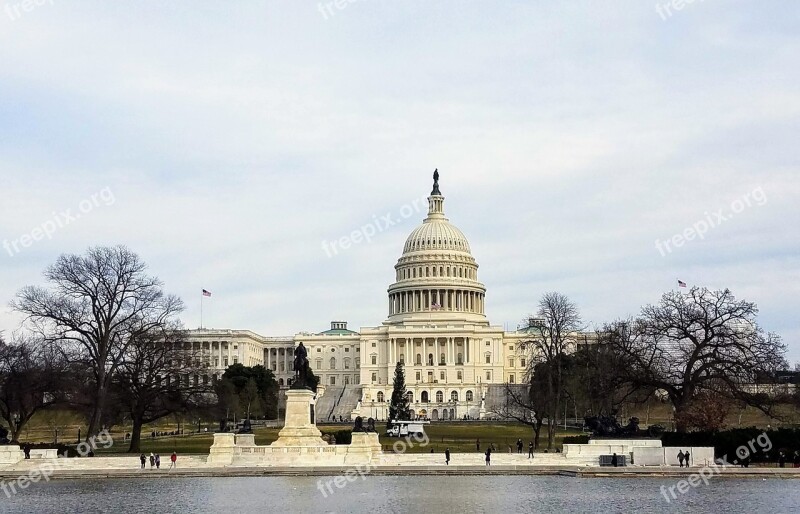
[387,170,487,325]
[403,215,472,254]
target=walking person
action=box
[684,450,691,467]
[139,453,146,469]
[170,451,177,470]
[793,450,800,468]
[517,438,523,454]
[149,453,155,469]
[155,454,161,469]
[485,448,491,467]
[528,441,534,459]
[677,450,685,468]
[476,438,480,452]
[611,453,618,467]
[445,448,450,466]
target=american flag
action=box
[202,289,212,297]
[677,280,687,288]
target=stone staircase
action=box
[330,385,362,421]
[482,384,528,416]
[316,386,344,421]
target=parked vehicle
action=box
[385,420,429,437]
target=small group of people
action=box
[150,430,183,439]
[777,450,800,468]
[677,450,691,467]
[139,452,178,470]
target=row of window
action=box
[398,264,475,281]
[314,357,358,370]
[404,237,468,252]
[374,390,475,403]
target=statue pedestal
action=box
[0,445,24,465]
[271,389,326,447]
[207,433,236,465]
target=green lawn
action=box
[17,398,800,456]
[86,422,581,455]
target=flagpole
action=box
[201,291,204,329]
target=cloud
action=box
[0,1,798,361]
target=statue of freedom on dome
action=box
[431,168,441,195]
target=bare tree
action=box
[112,326,211,453]
[12,246,184,440]
[602,287,786,432]
[566,338,651,418]
[490,382,545,448]
[517,292,582,449]
[0,336,68,442]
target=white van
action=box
[385,420,429,437]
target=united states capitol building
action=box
[187,173,539,421]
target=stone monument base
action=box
[0,445,24,465]
[271,389,326,447]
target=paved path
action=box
[1,459,799,480]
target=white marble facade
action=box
[186,175,540,420]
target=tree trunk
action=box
[86,383,107,441]
[673,398,690,433]
[128,416,143,453]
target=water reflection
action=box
[1,475,797,514]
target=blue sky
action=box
[1,1,798,361]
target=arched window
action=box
[330,357,336,369]
[436,391,444,402]
[399,354,405,364]
[466,390,473,401]
[278,378,284,386]
[377,391,384,403]
[416,354,422,365]
[439,353,446,365]
[421,391,429,403]
[406,391,414,402]
[451,391,458,401]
